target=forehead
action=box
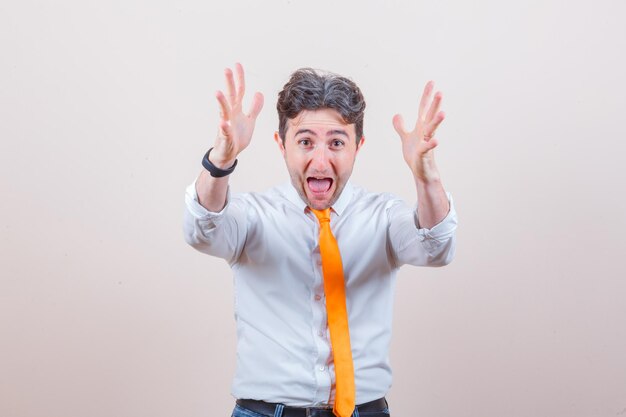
[287,108,355,135]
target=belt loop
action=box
[352,407,359,417]
[273,403,285,417]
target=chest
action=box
[239,209,393,283]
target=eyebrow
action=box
[294,128,349,137]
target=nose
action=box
[310,145,330,172]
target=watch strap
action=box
[202,148,237,178]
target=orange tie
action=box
[311,208,355,417]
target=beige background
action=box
[2,0,625,416]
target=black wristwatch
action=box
[202,148,238,178]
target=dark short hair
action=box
[276,68,366,143]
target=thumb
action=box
[219,120,232,139]
[248,92,264,119]
[392,114,406,136]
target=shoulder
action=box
[347,183,406,218]
[230,185,295,212]
[349,183,403,207]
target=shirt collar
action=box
[278,181,355,216]
[330,181,353,216]
[278,182,308,213]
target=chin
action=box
[308,200,331,210]
[307,191,340,211]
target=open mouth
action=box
[307,177,333,194]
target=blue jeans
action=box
[231,402,391,417]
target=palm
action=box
[221,103,254,152]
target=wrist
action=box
[413,168,441,183]
[411,163,441,184]
[211,156,237,170]
[208,149,236,169]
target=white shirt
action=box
[183,180,457,407]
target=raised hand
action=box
[211,63,264,168]
[392,81,445,182]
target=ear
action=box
[274,131,286,156]
[355,136,365,154]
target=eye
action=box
[298,138,312,147]
[331,139,345,148]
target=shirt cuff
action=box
[415,192,458,245]
[184,178,231,220]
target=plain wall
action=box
[1,0,625,416]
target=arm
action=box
[183,63,263,263]
[183,181,249,264]
[387,81,457,267]
[392,81,449,229]
[197,63,264,212]
[387,194,457,267]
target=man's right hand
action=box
[211,63,264,168]
[195,63,263,212]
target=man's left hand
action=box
[392,81,445,183]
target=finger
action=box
[417,80,434,123]
[224,67,237,104]
[216,90,230,121]
[423,136,439,151]
[392,114,406,136]
[247,92,264,119]
[424,111,445,140]
[235,62,246,101]
[425,91,442,124]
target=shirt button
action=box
[319,365,325,371]
[318,330,324,337]
[314,294,322,301]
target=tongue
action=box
[308,178,332,192]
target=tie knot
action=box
[311,208,331,223]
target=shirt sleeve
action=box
[387,192,458,267]
[182,178,248,265]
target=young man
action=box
[183,64,457,417]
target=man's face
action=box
[275,108,364,210]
